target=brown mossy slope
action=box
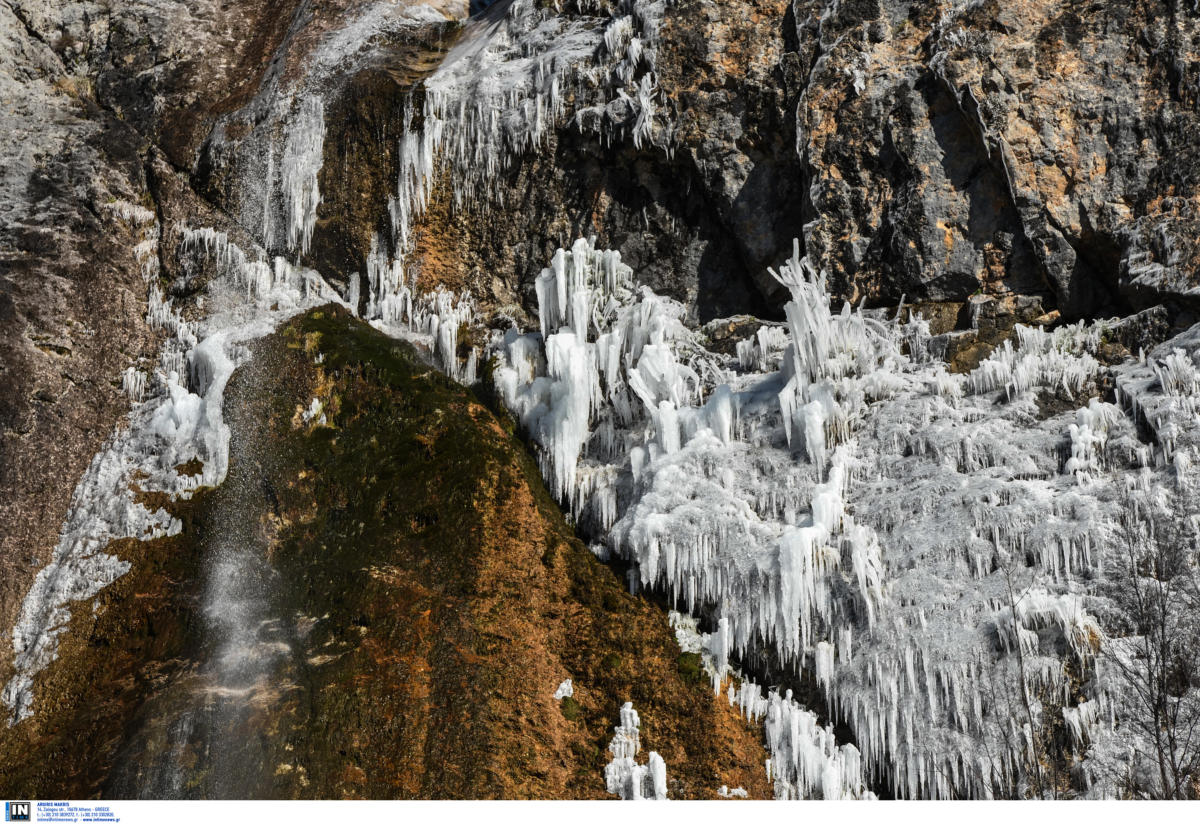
[244,305,770,798]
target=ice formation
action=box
[604,702,668,800]
[360,0,673,371]
[8,0,1199,801]
[221,1,678,389]
[490,236,1200,798]
[669,611,874,799]
[281,96,326,256]
[554,679,574,700]
[301,398,327,426]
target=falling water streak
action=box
[105,347,302,799]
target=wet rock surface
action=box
[0,0,326,693]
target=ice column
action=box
[604,702,668,800]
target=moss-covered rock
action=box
[237,306,771,799]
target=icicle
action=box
[281,97,325,256]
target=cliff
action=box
[2,0,1199,800]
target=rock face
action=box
[0,306,771,799]
[0,0,450,714]
[682,0,1200,320]
[3,0,1200,800]
[343,0,1200,324]
[924,0,1200,317]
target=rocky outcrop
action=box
[0,0,392,699]
[0,0,194,681]
[930,0,1200,317]
[748,0,1200,319]
[287,0,1200,332]
[377,0,807,323]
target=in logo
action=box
[4,803,29,822]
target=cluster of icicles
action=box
[485,236,1199,799]
[355,0,672,336]
[604,702,669,800]
[670,611,874,799]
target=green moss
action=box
[600,653,621,673]
[677,652,704,685]
[570,740,602,769]
[559,696,582,722]
[268,308,512,592]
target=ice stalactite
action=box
[414,288,478,382]
[493,237,704,528]
[366,266,479,385]
[604,702,668,800]
[1116,336,1200,460]
[122,367,147,402]
[737,325,789,373]
[1063,698,1101,749]
[281,96,326,257]
[489,237,1200,798]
